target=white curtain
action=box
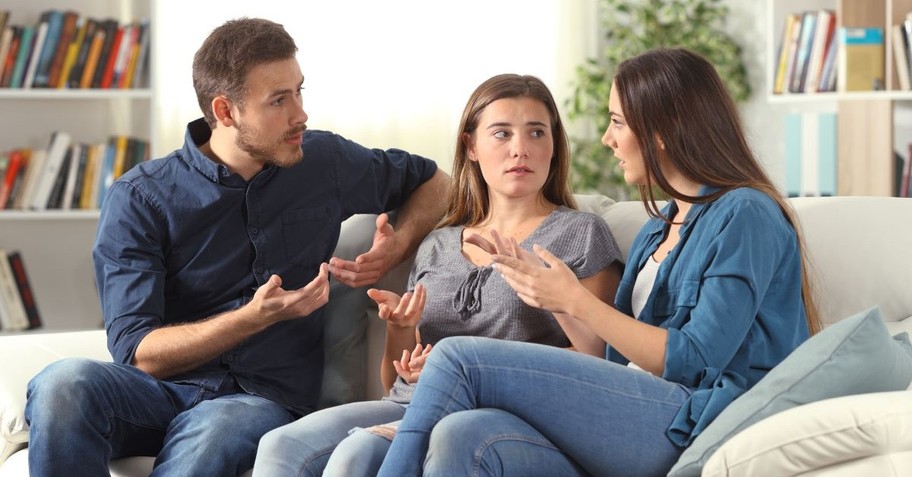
[152,0,598,173]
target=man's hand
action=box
[251,264,330,323]
[367,283,426,329]
[393,342,433,384]
[329,213,398,288]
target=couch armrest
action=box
[0,330,110,463]
[702,390,912,476]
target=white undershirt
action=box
[627,257,661,372]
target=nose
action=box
[601,127,615,149]
[511,135,529,158]
[292,96,308,127]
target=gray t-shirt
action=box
[385,206,621,403]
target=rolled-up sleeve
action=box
[93,180,167,365]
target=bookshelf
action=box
[768,0,912,196]
[0,0,155,331]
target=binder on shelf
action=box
[838,27,885,91]
[784,112,837,197]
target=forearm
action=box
[389,170,449,263]
[132,305,267,379]
[552,312,606,357]
[568,289,668,375]
[381,324,418,390]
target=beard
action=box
[235,120,304,168]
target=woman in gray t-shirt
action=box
[252,73,623,477]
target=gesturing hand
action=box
[491,244,582,314]
[464,228,543,266]
[366,283,427,329]
[252,264,330,323]
[393,342,433,384]
[329,213,397,288]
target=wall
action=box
[152,1,790,193]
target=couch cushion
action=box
[700,390,912,476]
[0,330,110,463]
[790,196,912,335]
[668,306,912,477]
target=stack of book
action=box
[0,8,151,89]
[773,9,839,94]
[0,131,150,210]
[0,249,40,331]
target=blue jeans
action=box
[252,399,406,477]
[377,337,692,477]
[25,358,294,477]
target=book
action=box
[789,11,817,93]
[98,24,123,89]
[817,27,839,92]
[90,19,118,88]
[46,10,79,89]
[0,25,18,87]
[129,19,151,89]
[44,145,73,209]
[10,24,36,88]
[28,131,71,210]
[57,15,85,88]
[0,148,26,209]
[838,27,885,91]
[0,24,13,83]
[12,149,41,210]
[891,24,911,91]
[61,143,85,209]
[0,248,29,331]
[774,13,801,94]
[6,251,41,329]
[21,14,50,88]
[78,25,105,88]
[67,17,97,89]
[32,9,63,88]
[803,10,835,92]
[902,143,912,197]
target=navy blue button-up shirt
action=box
[93,118,438,415]
[612,186,810,446]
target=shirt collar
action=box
[181,118,227,183]
[641,184,722,237]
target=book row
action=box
[0,248,41,332]
[0,132,150,211]
[774,10,887,94]
[0,9,151,90]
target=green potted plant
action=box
[567,0,751,199]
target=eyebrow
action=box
[268,77,304,98]
[485,120,549,129]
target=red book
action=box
[98,24,123,89]
[0,149,25,209]
[7,251,42,329]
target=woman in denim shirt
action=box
[376,48,822,477]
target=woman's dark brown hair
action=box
[613,47,821,334]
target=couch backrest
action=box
[790,196,912,334]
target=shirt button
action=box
[255,267,264,274]
[250,227,259,234]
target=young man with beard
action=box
[23,17,448,477]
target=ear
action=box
[212,96,236,127]
[463,132,478,162]
[655,134,665,150]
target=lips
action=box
[506,166,533,173]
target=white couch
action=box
[1,195,910,476]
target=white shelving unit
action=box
[767,0,912,196]
[0,0,155,331]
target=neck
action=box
[477,195,556,237]
[201,129,264,181]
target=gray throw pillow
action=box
[668,306,912,477]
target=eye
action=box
[272,96,286,106]
[530,128,546,138]
[612,118,624,129]
[493,130,509,139]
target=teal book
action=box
[784,113,802,197]
[8,25,33,88]
[33,9,63,88]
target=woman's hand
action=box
[367,283,427,329]
[464,229,542,266]
[491,244,585,315]
[393,342,433,384]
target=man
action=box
[24,17,448,476]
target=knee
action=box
[26,358,108,420]
[324,429,390,477]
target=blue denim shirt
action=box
[611,186,809,447]
[93,118,438,415]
